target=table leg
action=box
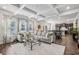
[39,40,41,46]
[24,42,26,46]
[31,42,33,50]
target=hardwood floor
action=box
[0,35,79,55]
[0,42,16,55]
[55,34,79,55]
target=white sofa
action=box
[41,32,54,44]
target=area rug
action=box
[6,43,65,55]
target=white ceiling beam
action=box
[48,4,54,9]
[37,4,61,19]
[60,8,79,16]
[36,4,58,17]
[7,4,26,19]
[75,13,79,19]
[49,4,60,15]
[55,4,68,8]
[37,9,51,15]
[14,4,26,15]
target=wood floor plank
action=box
[0,35,79,55]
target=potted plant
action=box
[71,28,78,42]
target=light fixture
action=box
[66,6,70,10]
[2,6,7,9]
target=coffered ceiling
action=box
[0,4,79,21]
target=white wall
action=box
[0,13,8,44]
[46,20,62,30]
[37,20,58,30]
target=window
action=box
[7,18,17,36]
[28,20,34,32]
[19,19,28,32]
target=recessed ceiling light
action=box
[2,6,7,9]
[66,6,70,10]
